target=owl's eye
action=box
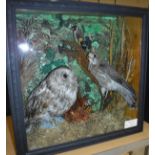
[63,73,68,79]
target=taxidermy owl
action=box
[25,67,78,131]
[88,52,136,107]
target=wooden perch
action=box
[62,40,100,87]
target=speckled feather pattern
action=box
[25,67,78,130]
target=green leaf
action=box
[92,41,100,49]
[62,15,70,21]
[45,48,55,60]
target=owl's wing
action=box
[99,63,135,94]
[26,80,51,118]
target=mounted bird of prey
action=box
[88,52,136,107]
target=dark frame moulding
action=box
[6,0,149,155]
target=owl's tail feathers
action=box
[118,85,137,108]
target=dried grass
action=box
[27,99,133,150]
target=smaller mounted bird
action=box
[88,52,136,107]
[25,66,78,131]
[71,25,83,44]
[71,25,92,52]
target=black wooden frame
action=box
[6,1,149,155]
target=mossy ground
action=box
[27,98,132,150]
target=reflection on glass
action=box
[18,42,33,53]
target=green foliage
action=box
[62,15,70,21]
[84,24,103,35]
[16,13,33,20]
[92,41,100,49]
[41,58,68,75]
[16,11,123,111]
[70,60,102,112]
[37,14,60,28]
[45,48,55,60]
[62,15,80,20]
[101,16,117,20]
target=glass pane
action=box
[16,10,142,150]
